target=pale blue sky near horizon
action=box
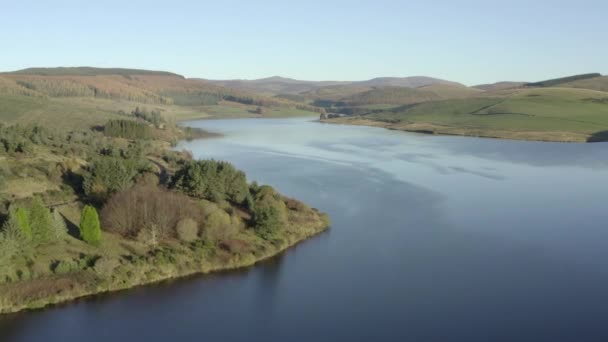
[1,0,607,85]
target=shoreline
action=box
[322,117,598,143]
[0,215,330,315]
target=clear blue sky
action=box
[2,0,607,85]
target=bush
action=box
[93,257,121,275]
[172,160,249,204]
[176,218,199,242]
[284,197,310,211]
[80,205,101,246]
[51,260,79,275]
[202,210,240,243]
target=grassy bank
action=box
[323,88,608,143]
[324,117,593,142]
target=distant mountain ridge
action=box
[201,76,348,96]
[473,82,527,91]
[6,67,183,78]
[525,73,601,88]
[204,76,462,96]
[353,76,462,88]
[0,67,320,111]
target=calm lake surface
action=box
[2,117,608,342]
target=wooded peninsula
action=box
[0,96,329,314]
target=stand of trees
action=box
[83,156,149,203]
[104,119,153,140]
[0,124,51,155]
[171,160,249,204]
[132,107,164,127]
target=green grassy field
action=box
[332,87,608,142]
[0,94,317,130]
[0,67,322,128]
[560,76,608,93]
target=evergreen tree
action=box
[51,209,68,239]
[6,206,32,241]
[83,156,143,202]
[0,216,26,266]
[29,197,53,244]
[80,205,101,246]
[251,186,287,240]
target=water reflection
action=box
[2,118,608,342]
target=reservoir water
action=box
[2,117,608,341]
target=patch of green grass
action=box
[366,87,608,134]
[559,76,608,93]
[0,95,48,123]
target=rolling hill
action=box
[525,73,601,88]
[559,76,608,93]
[325,82,608,142]
[10,67,182,77]
[473,82,526,91]
[0,67,321,128]
[3,67,607,142]
[202,76,348,96]
[205,75,461,96]
[341,87,441,106]
[352,76,462,88]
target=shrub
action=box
[51,260,79,275]
[202,210,240,243]
[284,197,310,211]
[172,160,248,204]
[93,257,121,275]
[80,205,101,246]
[219,239,250,254]
[176,218,199,242]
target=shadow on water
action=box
[587,130,608,142]
[0,314,25,342]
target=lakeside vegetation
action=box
[0,77,330,313]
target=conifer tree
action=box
[7,206,32,241]
[80,205,101,246]
[29,197,53,244]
